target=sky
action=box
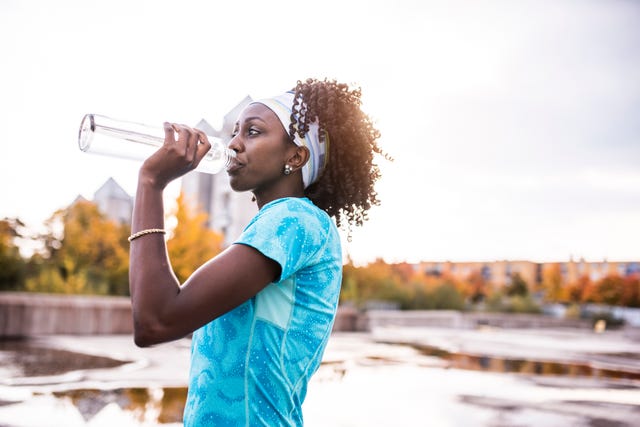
[1,0,639,265]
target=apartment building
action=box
[92,177,133,225]
[419,260,540,289]
[417,258,640,290]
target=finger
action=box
[170,123,192,151]
[184,126,200,162]
[172,124,192,144]
[163,122,178,144]
[194,129,209,147]
[194,130,212,162]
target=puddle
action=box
[0,339,127,377]
[52,387,187,424]
[408,343,640,381]
[0,339,184,425]
[1,335,639,426]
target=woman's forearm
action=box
[129,174,181,346]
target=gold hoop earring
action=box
[284,165,293,175]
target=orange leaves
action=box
[166,191,224,283]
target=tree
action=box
[0,217,27,291]
[465,270,488,303]
[339,258,408,308]
[622,274,640,307]
[564,275,591,304]
[594,275,625,306]
[28,200,130,295]
[340,259,360,303]
[166,191,224,283]
[505,272,529,297]
[541,263,563,302]
[429,281,465,310]
[404,278,431,310]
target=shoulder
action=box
[236,197,340,279]
[251,197,333,232]
[239,197,339,254]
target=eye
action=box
[248,127,260,136]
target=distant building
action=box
[419,260,539,289]
[181,96,256,246]
[92,177,133,225]
[545,258,640,284]
[417,258,640,290]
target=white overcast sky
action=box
[1,0,639,265]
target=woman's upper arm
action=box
[136,243,280,346]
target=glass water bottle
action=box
[78,114,235,174]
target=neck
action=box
[252,172,305,209]
[253,189,304,209]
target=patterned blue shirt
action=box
[183,197,342,426]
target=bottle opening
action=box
[78,114,95,152]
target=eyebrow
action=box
[240,116,268,125]
[233,116,267,130]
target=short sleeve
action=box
[234,198,331,281]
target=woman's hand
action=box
[139,122,212,189]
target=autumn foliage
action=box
[1,196,639,309]
[20,200,131,295]
[341,259,467,310]
[340,259,640,310]
[166,192,224,283]
[2,191,223,296]
[0,218,26,291]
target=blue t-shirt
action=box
[183,197,342,426]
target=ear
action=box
[287,145,309,171]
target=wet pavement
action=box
[1,326,639,426]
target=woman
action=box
[128,78,385,426]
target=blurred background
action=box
[1,0,639,426]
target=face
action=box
[226,103,296,194]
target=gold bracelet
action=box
[128,228,166,242]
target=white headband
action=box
[253,91,328,188]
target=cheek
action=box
[233,150,284,188]
[258,159,285,179]
[254,144,288,172]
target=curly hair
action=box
[288,78,388,231]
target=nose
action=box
[227,134,242,153]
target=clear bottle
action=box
[78,113,236,174]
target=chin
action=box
[228,178,250,193]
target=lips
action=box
[226,158,244,174]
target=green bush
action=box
[430,282,466,310]
[485,291,541,314]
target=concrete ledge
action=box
[0,292,133,338]
[1,293,599,338]
[0,293,364,337]
[364,310,592,330]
